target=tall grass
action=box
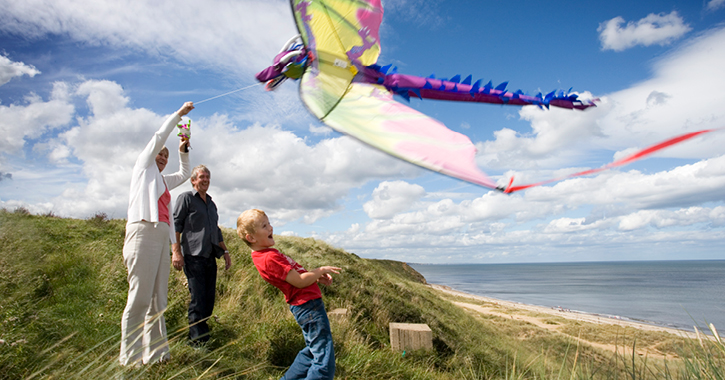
[1,209,722,379]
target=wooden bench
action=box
[389,323,432,351]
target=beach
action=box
[429,283,700,340]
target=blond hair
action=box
[237,209,267,247]
[158,146,169,157]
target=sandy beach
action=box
[429,283,699,340]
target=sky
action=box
[1,0,724,264]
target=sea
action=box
[408,260,725,333]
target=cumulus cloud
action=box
[318,161,725,262]
[706,0,725,11]
[4,78,419,224]
[188,116,420,225]
[0,82,74,161]
[521,155,725,210]
[0,55,40,86]
[5,70,720,263]
[593,27,725,156]
[598,11,691,52]
[363,181,426,219]
[0,0,294,76]
[478,26,725,187]
[477,95,605,175]
[618,206,725,231]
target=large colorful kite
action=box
[256,0,715,193]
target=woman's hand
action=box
[177,101,194,116]
[179,137,190,153]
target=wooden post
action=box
[389,323,433,352]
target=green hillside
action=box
[0,208,722,379]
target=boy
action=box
[237,209,340,380]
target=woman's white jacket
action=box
[126,112,190,243]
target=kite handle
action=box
[184,119,191,152]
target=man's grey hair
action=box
[191,164,210,181]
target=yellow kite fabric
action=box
[291,0,498,188]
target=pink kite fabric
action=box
[323,82,498,188]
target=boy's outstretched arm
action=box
[286,266,341,289]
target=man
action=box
[172,164,232,345]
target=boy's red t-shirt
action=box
[251,248,322,306]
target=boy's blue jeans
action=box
[281,298,335,380]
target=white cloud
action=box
[521,155,725,211]
[478,26,725,186]
[76,80,130,117]
[477,95,605,175]
[363,181,426,219]
[706,0,725,11]
[309,124,333,135]
[598,11,691,52]
[1,78,420,224]
[0,55,40,86]
[319,167,725,262]
[3,69,723,263]
[15,71,717,261]
[594,27,725,155]
[198,120,421,225]
[0,0,295,76]
[0,82,74,164]
[618,206,725,231]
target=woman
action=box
[119,101,194,366]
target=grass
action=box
[0,208,723,379]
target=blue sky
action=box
[1,0,724,264]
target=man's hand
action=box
[223,252,232,270]
[172,243,184,271]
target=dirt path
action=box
[430,284,698,358]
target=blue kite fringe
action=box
[366,64,589,107]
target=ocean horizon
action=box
[408,260,725,333]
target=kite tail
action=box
[502,128,720,194]
[362,65,598,111]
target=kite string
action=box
[194,82,263,105]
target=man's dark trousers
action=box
[184,255,217,344]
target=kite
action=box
[177,118,192,152]
[177,118,192,140]
[256,0,716,193]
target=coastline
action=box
[429,283,699,339]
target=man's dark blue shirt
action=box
[173,190,224,258]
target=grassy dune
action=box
[0,208,723,379]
